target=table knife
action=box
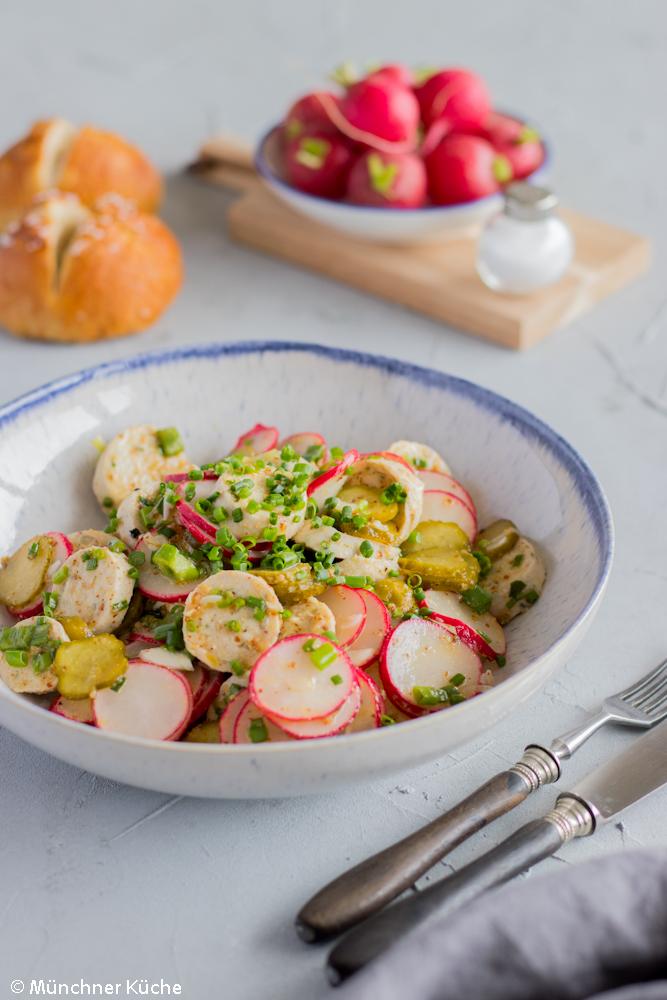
[327,718,667,984]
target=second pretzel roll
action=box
[0,119,162,228]
[0,191,182,343]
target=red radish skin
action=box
[482,113,544,180]
[425,611,497,661]
[250,633,355,722]
[345,668,384,732]
[421,489,477,541]
[267,681,361,739]
[317,86,419,155]
[425,134,511,206]
[380,617,482,715]
[362,450,414,473]
[230,423,279,456]
[285,132,354,200]
[190,669,222,723]
[93,660,193,741]
[416,68,491,131]
[219,690,249,744]
[233,698,293,744]
[319,584,367,647]
[128,626,160,646]
[10,599,43,619]
[347,151,427,208]
[284,91,341,139]
[174,500,217,545]
[417,470,476,514]
[346,589,391,669]
[307,449,360,505]
[164,471,217,484]
[51,696,94,724]
[368,63,414,89]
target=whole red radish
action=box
[347,151,426,208]
[284,91,340,140]
[284,133,353,199]
[319,76,420,152]
[367,63,413,88]
[425,134,512,205]
[416,68,491,131]
[482,112,544,180]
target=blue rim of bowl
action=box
[0,341,613,751]
[254,112,551,215]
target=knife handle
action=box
[327,795,595,985]
[296,747,560,942]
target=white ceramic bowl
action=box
[0,343,612,798]
[255,120,550,245]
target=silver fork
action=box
[297,657,667,942]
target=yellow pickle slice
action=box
[0,535,55,608]
[54,634,127,699]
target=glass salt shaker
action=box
[476,182,574,294]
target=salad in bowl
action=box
[0,421,545,745]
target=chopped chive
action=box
[307,641,337,671]
[461,585,493,615]
[359,540,374,558]
[5,649,28,668]
[112,599,129,612]
[110,676,126,692]
[249,718,269,743]
[230,659,247,676]
[226,619,241,633]
[27,541,40,560]
[330,674,343,685]
[52,565,69,585]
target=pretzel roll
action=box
[0,192,182,343]
[0,119,77,228]
[59,126,162,214]
[0,119,162,227]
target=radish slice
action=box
[9,598,43,619]
[164,471,217,484]
[138,647,194,671]
[44,531,75,583]
[219,690,249,743]
[345,669,384,733]
[230,423,279,456]
[280,432,327,459]
[268,681,361,739]
[233,697,293,744]
[380,617,482,715]
[136,535,202,603]
[319,585,367,647]
[307,449,360,505]
[128,625,160,646]
[421,490,477,542]
[418,470,475,513]
[51,696,94,724]
[174,500,217,544]
[423,589,506,658]
[249,634,355,721]
[191,669,222,723]
[93,660,193,740]
[346,589,391,668]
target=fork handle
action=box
[296,747,560,942]
[550,708,614,760]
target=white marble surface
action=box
[1,1,666,997]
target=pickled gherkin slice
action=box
[185,721,221,743]
[58,617,95,641]
[250,564,325,605]
[401,521,470,556]
[0,535,55,608]
[374,578,415,617]
[399,548,480,592]
[476,519,519,561]
[337,483,399,524]
[54,634,127,699]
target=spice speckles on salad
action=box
[0,423,546,743]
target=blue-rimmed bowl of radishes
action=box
[256,64,549,244]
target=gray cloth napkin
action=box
[338,849,667,1000]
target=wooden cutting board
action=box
[190,135,651,350]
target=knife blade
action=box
[327,721,667,985]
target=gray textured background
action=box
[1,2,666,998]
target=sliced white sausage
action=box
[92,425,191,508]
[183,570,282,672]
[335,552,400,583]
[280,597,336,639]
[295,522,401,573]
[0,615,68,694]
[50,547,135,634]
[344,456,423,544]
[115,480,166,545]
[485,537,546,624]
[68,529,120,552]
[214,464,307,541]
[387,440,451,474]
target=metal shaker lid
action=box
[504,182,558,221]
